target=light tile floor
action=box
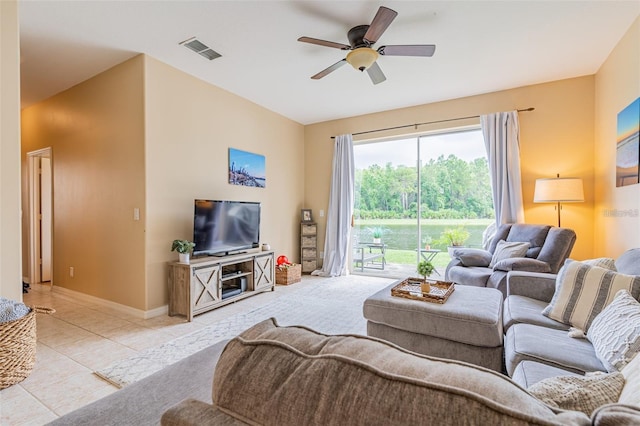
[0,279,316,425]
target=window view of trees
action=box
[355,155,494,220]
[352,129,495,274]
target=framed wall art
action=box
[229,148,266,188]
[616,97,639,187]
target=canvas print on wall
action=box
[616,97,639,187]
[229,148,266,188]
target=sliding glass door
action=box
[352,128,493,278]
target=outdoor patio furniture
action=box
[354,243,386,272]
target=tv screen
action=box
[193,200,261,256]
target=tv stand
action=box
[168,250,274,321]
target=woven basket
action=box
[0,306,55,389]
[276,264,301,285]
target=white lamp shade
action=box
[346,48,379,71]
[534,177,584,203]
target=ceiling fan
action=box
[298,6,436,85]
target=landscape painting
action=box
[229,148,266,188]
[616,97,639,187]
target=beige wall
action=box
[305,76,596,260]
[0,0,23,301]
[20,54,304,313]
[594,16,640,257]
[21,56,147,309]
[143,57,304,310]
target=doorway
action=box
[27,148,53,286]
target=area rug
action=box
[95,274,394,388]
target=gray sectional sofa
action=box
[504,248,640,388]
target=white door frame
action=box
[27,147,53,286]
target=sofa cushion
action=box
[490,240,531,268]
[512,360,581,388]
[615,248,640,276]
[504,295,570,332]
[505,323,605,376]
[447,266,493,287]
[212,318,590,425]
[588,290,640,372]
[494,258,552,273]
[591,404,640,426]
[527,372,625,416]
[542,260,640,332]
[504,224,550,259]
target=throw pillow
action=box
[581,257,617,270]
[588,290,640,372]
[619,347,640,406]
[527,372,625,416]
[489,240,530,268]
[542,260,640,331]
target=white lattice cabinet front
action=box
[168,251,274,321]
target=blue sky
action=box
[229,148,266,179]
[354,129,486,169]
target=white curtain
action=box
[481,111,525,227]
[312,134,355,277]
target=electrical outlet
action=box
[319,209,325,217]
[69,267,74,278]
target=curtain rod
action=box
[330,107,535,139]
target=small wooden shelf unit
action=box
[168,250,275,321]
[300,223,317,273]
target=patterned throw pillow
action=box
[489,240,530,268]
[588,290,640,372]
[581,258,617,270]
[542,260,640,331]
[528,372,625,416]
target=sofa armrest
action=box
[493,258,552,274]
[451,248,492,267]
[161,399,245,426]
[506,271,557,302]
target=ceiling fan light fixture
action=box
[346,47,379,71]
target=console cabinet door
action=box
[254,254,274,290]
[192,265,221,312]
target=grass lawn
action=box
[385,249,451,268]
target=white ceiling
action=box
[19,1,640,125]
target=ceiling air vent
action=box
[179,37,221,61]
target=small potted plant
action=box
[171,239,195,264]
[370,227,385,244]
[417,260,435,293]
[423,235,433,250]
[438,227,470,258]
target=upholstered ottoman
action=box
[363,283,504,371]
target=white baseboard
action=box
[51,285,168,319]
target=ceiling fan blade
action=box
[363,6,398,44]
[311,59,347,80]
[298,37,351,50]
[378,45,436,57]
[366,62,386,85]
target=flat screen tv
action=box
[193,200,261,256]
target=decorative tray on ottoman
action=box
[391,278,455,304]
